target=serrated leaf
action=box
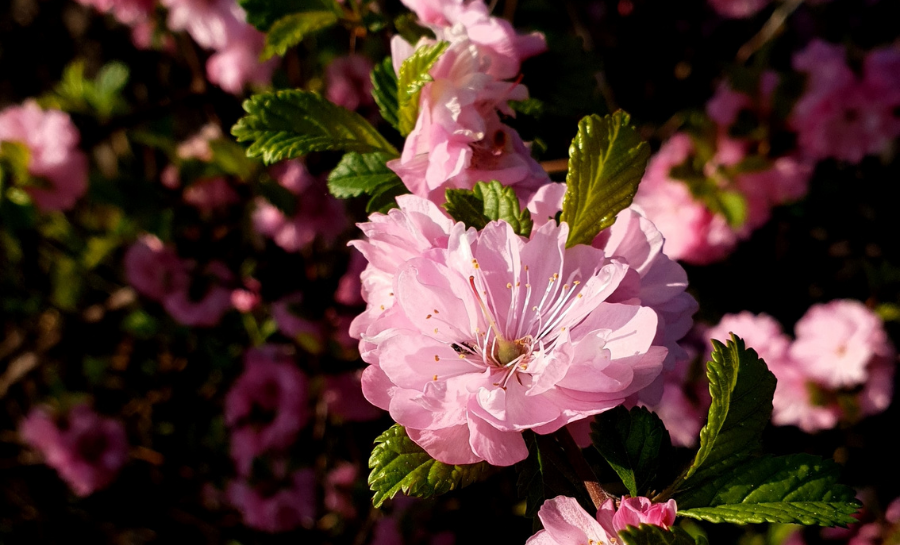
[368,424,489,508]
[232,90,398,164]
[327,151,401,198]
[365,180,406,214]
[239,0,342,30]
[371,57,400,130]
[397,41,449,136]
[262,11,339,59]
[560,112,650,248]
[444,181,533,236]
[516,431,594,521]
[678,454,859,526]
[590,406,672,497]
[619,524,701,545]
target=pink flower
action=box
[707,0,770,18]
[20,405,128,497]
[324,371,384,422]
[231,277,261,313]
[600,496,678,533]
[0,101,88,211]
[649,341,709,448]
[526,496,617,545]
[790,41,900,163]
[324,462,359,518]
[176,123,222,161]
[206,27,278,94]
[75,0,154,26]
[326,54,375,111]
[632,133,738,265]
[161,0,247,50]
[387,38,550,205]
[162,261,234,327]
[354,202,668,466]
[225,346,309,476]
[252,160,347,251]
[400,0,546,79]
[272,292,324,342]
[227,469,316,532]
[182,177,239,214]
[790,300,894,389]
[124,234,186,301]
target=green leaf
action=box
[41,60,129,120]
[620,524,702,545]
[678,454,860,526]
[239,0,342,30]
[368,424,490,508]
[397,41,449,136]
[371,57,400,131]
[716,190,748,229]
[560,112,651,248]
[590,406,672,497]
[0,141,31,185]
[516,431,594,520]
[365,179,407,214]
[394,13,435,44]
[51,255,82,311]
[262,11,339,59]
[444,181,533,236]
[232,90,398,164]
[327,151,401,198]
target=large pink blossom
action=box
[0,101,88,211]
[227,468,316,532]
[791,41,900,163]
[225,346,309,475]
[400,0,545,79]
[20,405,128,497]
[387,37,549,205]
[252,160,347,252]
[326,54,375,111]
[354,201,668,466]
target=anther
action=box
[434,355,440,361]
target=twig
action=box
[736,0,804,63]
[554,428,615,509]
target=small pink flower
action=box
[231,278,261,313]
[183,177,239,214]
[526,496,617,545]
[252,160,347,252]
[75,0,154,26]
[176,124,222,161]
[600,496,678,534]
[206,27,278,94]
[326,54,375,111]
[324,371,384,422]
[227,469,316,532]
[225,346,309,475]
[20,405,128,497]
[0,101,88,211]
[325,462,359,518]
[355,202,668,466]
[124,234,186,301]
[161,0,247,50]
[162,261,234,327]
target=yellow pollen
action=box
[459,354,466,359]
[573,280,580,285]
[426,314,432,319]
[564,284,570,290]
[434,328,439,333]
[532,306,538,311]
[577,294,583,298]
[389,292,394,296]
[525,283,531,288]
[524,265,529,271]
[506,283,512,289]
[561,327,566,331]
[433,375,438,381]
[433,309,439,314]
[516,282,521,287]
[553,273,559,279]
[549,276,555,282]
[434,355,440,361]
[380,305,385,310]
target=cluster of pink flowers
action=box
[791,40,900,163]
[526,495,677,545]
[20,404,128,496]
[704,300,895,433]
[73,0,158,48]
[0,101,89,212]
[252,160,347,252]
[633,78,813,264]
[350,194,695,465]
[386,0,550,204]
[124,234,235,327]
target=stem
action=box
[736,0,804,63]
[554,427,615,509]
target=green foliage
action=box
[368,424,490,508]
[678,335,776,489]
[41,60,129,120]
[590,406,672,497]
[393,13,435,44]
[232,90,398,164]
[0,141,31,189]
[397,41,449,136]
[619,524,704,545]
[560,112,650,248]
[516,431,594,520]
[239,0,342,31]
[444,181,533,236]
[678,454,860,526]
[262,11,340,59]
[327,151,407,213]
[371,57,400,131]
